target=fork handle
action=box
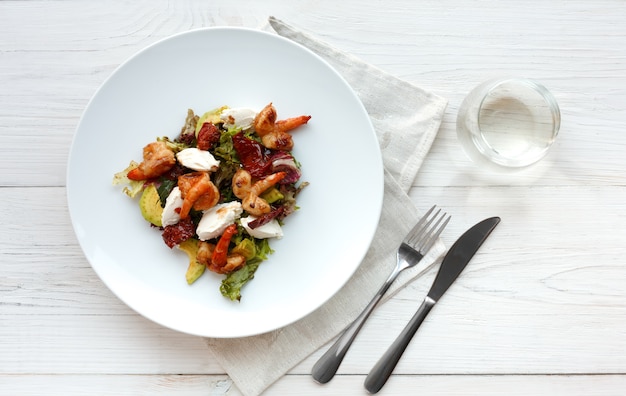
[364,296,436,394]
[311,268,400,384]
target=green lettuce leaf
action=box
[112,161,144,198]
[220,259,260,302]
[220,238,274,301]
[195,106,228,135]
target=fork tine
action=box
[419,213,450,254]
[406,206,450,255]
[404,205,436,245]
[409,208,441,245]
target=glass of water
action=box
[456,78,560,170]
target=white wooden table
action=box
[2,1,626,395]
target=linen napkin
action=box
[204,17,448,396]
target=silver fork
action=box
[311,205,450,384]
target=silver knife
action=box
[364,216,501,394]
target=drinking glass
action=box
[457,78,560,170]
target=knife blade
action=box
[364,216,500,394]
[428,216,501,302]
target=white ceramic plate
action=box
[67,27,383,338]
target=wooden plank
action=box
[0,314,221,375]
[271,374,626,395]
[1,374,625,396]
[0,375,237,396]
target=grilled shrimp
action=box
[261,131,294,152]
[178,172,219,219]
[232,168,252,200]
[196,241,215,267]
[127,141,176,180]
[241,171,286,216]
[197,225,246,274]
[253,103,311,151]
[190,181,220,211]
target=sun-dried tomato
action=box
[232,132,271,177]
[197,122,221,151]
[162,217,195,248]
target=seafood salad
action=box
[113,103,310,301]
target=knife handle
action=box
[312,267,402,384]
[364,296,436,394]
